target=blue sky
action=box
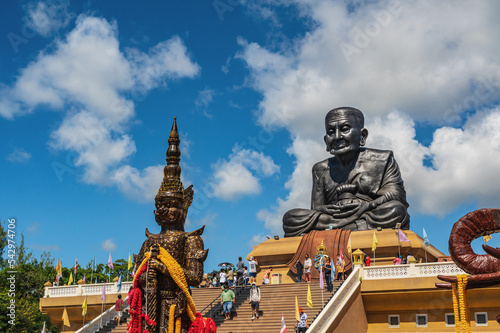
[1,0,500,273]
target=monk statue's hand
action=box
[320,202,360,217]
[352,202,372,218]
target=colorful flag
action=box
[41,321,46,333]
[339,248,344,262]
[117,275,122,292]
[101,285,106,302]
[280,314,287,333]
[347,236,352,255]
[128,253,133,271]
[56,260,62,279]
[423,228,430,247]
[399,229,410,243]
[295,296,300,321]
[307,283,313,308]
[68,272,74,285]
[82,296,88,316]
[372,231,378,252]
[83,274,86,283]
[484,234,493,243]
[74,258,79,275]
[107,253,114,270]
[62,307,70,327]
[319,266,324,290]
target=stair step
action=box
[102,282,343,333]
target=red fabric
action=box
[287,229,352,279]
[127,262,157,333]
[115,299,124,311]
[366,256,371,267]
[188,312,217,333]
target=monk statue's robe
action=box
[283,148,409,237]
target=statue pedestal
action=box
[247,229,444,284]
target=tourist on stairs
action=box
[249,282,261,321]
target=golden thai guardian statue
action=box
[129,117,208,333]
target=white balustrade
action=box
[44,281,133,297]
[363,261,465,280]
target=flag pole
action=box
[425,245,428,263]
[397,229,401,259]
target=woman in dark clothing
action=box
[295,260,304,283]
[295,260,304,282]
[324,257,333,292]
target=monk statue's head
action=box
[324,107,368,160]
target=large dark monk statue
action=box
[283,107,410,237]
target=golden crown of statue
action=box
[155,116,194,210]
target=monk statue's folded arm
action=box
[311,163,328,210]
[374,152,408,208]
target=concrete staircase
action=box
[217,282,342,333]
[96,311,130,333]
[103,282,341,333]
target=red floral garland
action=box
[127,262,157,333]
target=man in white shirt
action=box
[248,256,258,284]
[243,267,249,286]
[297,307,308,332]
[249,282,261,321]
[219,268,227,285]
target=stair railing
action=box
[307,266,361,332]
[74,296,129,333]
[199,283,249,324]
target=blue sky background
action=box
[1,0,500,274]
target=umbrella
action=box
[218,262,233,267]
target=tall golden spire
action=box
[156,117,193,206]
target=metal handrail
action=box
[199,283,249,320]
[74,295,129,333]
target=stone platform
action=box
[247,229,445,284]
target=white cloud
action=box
[7,148,31,163]
[238,0,500,234]
[248,234,271,248]
[0,15,200,201]
[26,222,40,233]
[50,111,137,184]
[194,88,216,117]
[111,165,164,202]
[212,146,280,200]
[26,0,73,37]
[101,239,117,252]
[126,36,200,91]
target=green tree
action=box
[0,221,7,268]
[0,231,58,333]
